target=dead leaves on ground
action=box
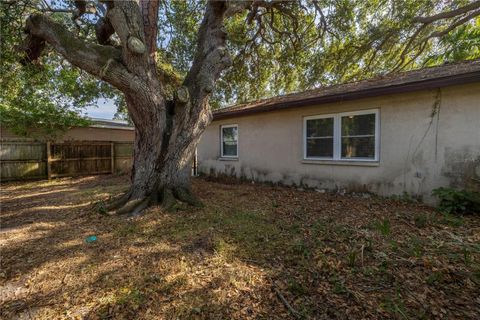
[0,175,479,319]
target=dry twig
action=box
[272,282,304,319]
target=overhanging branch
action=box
[413,1,480,24]
[395,1,480,71]
[21,14,133,91]
[429,9,480,38]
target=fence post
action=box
[46,141,52,180]
[111,142,115,174]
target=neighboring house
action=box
[0,118,135,181]
[197,60,480,204]
[0,118,135,142]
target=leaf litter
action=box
[0,175,479,319]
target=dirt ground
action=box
[1,174,479,319]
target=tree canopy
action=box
[1,0,479,133]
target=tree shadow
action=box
[1,175,479,319]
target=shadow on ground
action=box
[1,174,479,319]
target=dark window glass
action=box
[306,118,334,158]
[341,137,375,158]
[307,117,334,137]
[341,113,376,159]
[222,126,238,156]
[307,138,334,158]
[341,114,375,136]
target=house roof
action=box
[89,118,134,130]
[213,59,480,120]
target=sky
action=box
[85,98,117,119]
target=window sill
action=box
[302,159,379,166]
[218,157,239,161]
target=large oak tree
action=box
[4,0,480,214]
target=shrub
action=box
[432,187,480,215]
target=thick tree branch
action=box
[184,1,231,103]
[105,0,153,80]
[140,0,160,62]
[225,0,253,18]
[413,1,480,24]
[21,14,133,91]
[429,9,480,38]
[162,0,232,175]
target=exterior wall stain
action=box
[442,146,480,192]
[198,83,480,205]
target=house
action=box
[0,118,135,181]
[197,60,480,204]
[0,118,135,142]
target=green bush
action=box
[432,187,480,215]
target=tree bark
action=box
[106,93,203,215]
[21,0,234,215]
[106,0,231,215]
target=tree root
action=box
[115,198,151,216]
[106,191,132,212]
[159,188,176,212]
[106,186,203,216]
[174,187,203,207]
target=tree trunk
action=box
[21,1,231,216]
[108,97,203,215]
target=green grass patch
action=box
[372,218,391,236]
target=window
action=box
[304,109,379,161]
[221,124,238,157]
[305,115,334,159]
[341,113,376,159]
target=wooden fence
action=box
[0,140,133,182]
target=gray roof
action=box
[89,118,134,130]
[214,59,480,120]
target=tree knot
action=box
[127,36,146,54]
[175,86,190,105]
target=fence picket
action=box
[0,140,134,181]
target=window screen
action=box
[341,113,376,159]
[221,125,238,157]
[305,117,334,158]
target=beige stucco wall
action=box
[0,126,134,142]
[59,127,134,142]
[198,83,480,203]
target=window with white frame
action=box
[220,124,238,157]
[304,109,379,161]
